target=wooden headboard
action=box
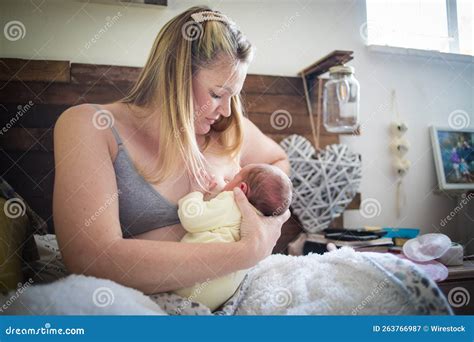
[0,58,360,254]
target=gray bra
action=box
[93,105,180,237]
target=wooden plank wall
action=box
[0,58,360,254]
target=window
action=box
[365,0,473,56]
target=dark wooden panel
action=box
[244,94,306,117]
[347,193,361,210]
[248,112,317,136]
[0,82,308,117]
[0,81,127,105]
[0,58,70,83]
[298,50,353,78]
[243,75,304,96]
[0,103,67,128]
[439,280,474,315]
[145,0,168,6]
[71,63,141,87]
[0,150,55,177]
[70,62,304,96]
[0,146,54,232]
[0,81,308,117]
[0,128,53,151]
[0,171,54,200]
[266,133,339,146]
[273,214,303,254]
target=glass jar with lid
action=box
[323,65,360,133]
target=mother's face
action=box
[192,58,248,135]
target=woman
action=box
[53,6,291,295]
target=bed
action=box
[2,234,453,315]
[0,58,452,315]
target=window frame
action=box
[446,0,460,54]
[365,0,472,60]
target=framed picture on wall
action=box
[430,126,474,191]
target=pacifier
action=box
[402,233,452,262]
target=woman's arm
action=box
[240,117,291,175]
[52,106,261,294]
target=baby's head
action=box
[223,164,292,216]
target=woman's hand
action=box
[233,187,290,264]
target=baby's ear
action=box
[239,182,248,195]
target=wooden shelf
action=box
[438,260,474,315]
[298,50,354,78]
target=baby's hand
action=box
[195,169,217,196]
[206,174,217,192]
[200,175,217,201]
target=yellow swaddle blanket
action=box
[173,191,248,311]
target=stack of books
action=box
[303,227,394,255]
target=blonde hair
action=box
[120,6,253,189]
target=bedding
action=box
[0,177,48,292]
[0,197,29,292]
[0,234,453,315]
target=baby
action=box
[173,164,292,311]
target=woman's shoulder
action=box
[54,103,115,155]
[56,103,100,128]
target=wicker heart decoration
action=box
[280,135,362,233]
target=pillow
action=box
[0,197,30,293]
[0,176,48,286]
[28,234,69,284]
[0,176,48,235]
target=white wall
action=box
[1,0,473,242]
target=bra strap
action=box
[90,104,123,146]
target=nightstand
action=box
[438,259,474,315]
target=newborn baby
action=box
[173,164,292,311]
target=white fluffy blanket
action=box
[1,275,166,315]
[1,239,451,315]
[233,248,450,315]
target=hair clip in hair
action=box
[191,11,235,26]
